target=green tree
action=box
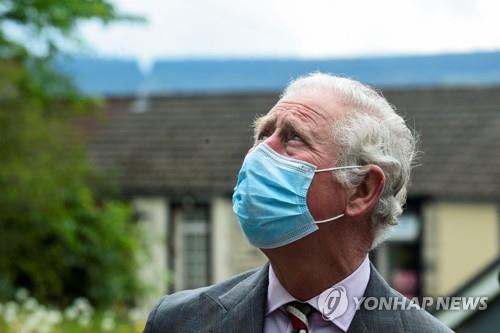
[0,0,143,307]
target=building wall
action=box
[422,202,498,296]
[135,195,265,304]
[211,197,267,283]
[135,197,498,305]
[132,197,169,308]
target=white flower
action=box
[101,316,116,331]
[73,297,94,316]
[74,297,90,310]
[47,309,63,325]
[4,302,18,322]
[15,288,29,301]
[23,297,38,311]
[23,313,43,332]
[64,306,78,320]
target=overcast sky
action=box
[80,0,500,70]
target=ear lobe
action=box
[344,165,385,218]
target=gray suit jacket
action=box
[143,263,454,333]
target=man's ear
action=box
[344,165,385,218]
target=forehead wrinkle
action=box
[279,100,329,117]
[279,113,312,138]
[258,114,316,150]
[255,112,304,137]
[255,100,333,141]
[274,106,327,141]
[274,101,329,127]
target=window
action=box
[374,213,421,298]
[174,206,210,290]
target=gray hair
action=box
[282,72,417,249]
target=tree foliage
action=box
[0,0,143,307]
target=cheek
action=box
[306,173,345,220]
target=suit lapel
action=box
[348,263,404,333]
[201,264,269,333]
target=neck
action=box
[262,228,369,301]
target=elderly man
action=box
[143,73,453,333]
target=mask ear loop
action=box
[315,213,344,224]
[315,165,362,172]
[313,165,363,224]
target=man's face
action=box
[252,92,349,223]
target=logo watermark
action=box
[353,296,488,311]
[317,285,488,319]
[317,286,349,320]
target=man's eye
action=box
[289,134,303,142]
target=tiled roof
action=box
[87,88,500,200]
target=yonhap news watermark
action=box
[352,295,488,311]
[317,285,488,321]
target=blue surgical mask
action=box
[232,143,361,249]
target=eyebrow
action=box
[253,114,273,137]
[253,112,313,143]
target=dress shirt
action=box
[264,255,370,333]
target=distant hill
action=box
[55,51,500,96]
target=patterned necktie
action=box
[282,301,316,333]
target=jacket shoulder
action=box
[399,305,454,333]
[142,267,260,333]
[362,264,454,333]
[385,287,454,332]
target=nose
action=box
[263,128,287,155]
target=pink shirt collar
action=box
[266,255,370,332]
